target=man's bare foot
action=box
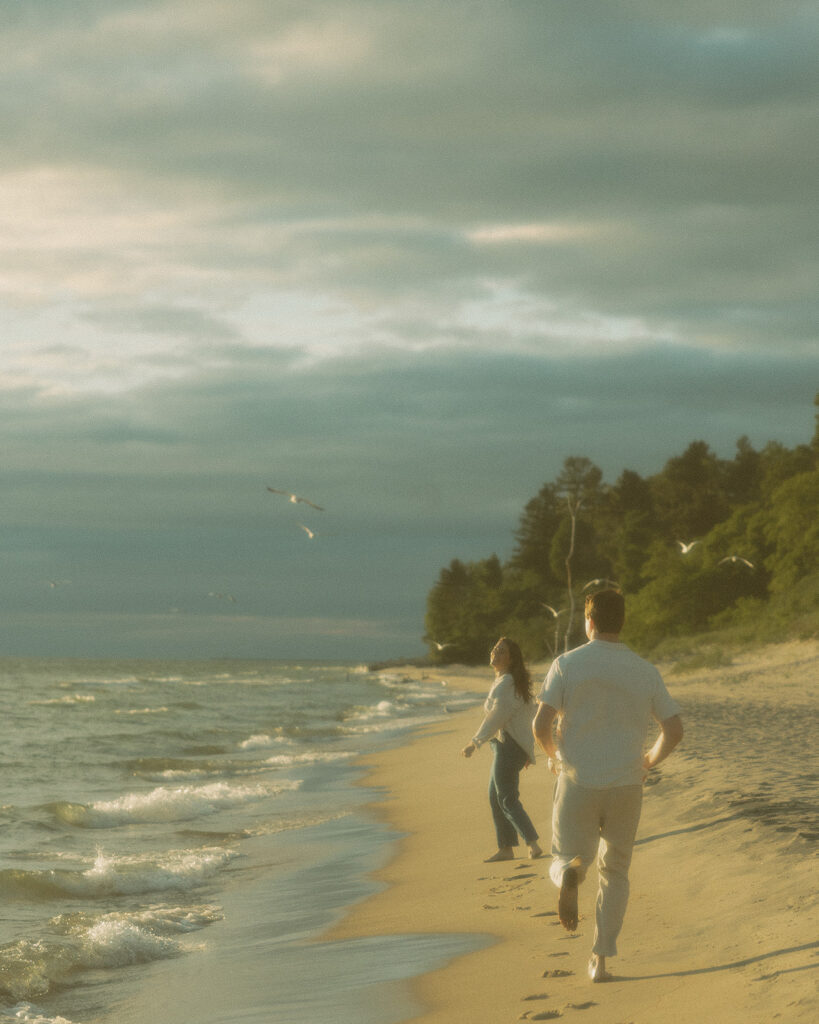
[588,954,613,983]
[484,847,515,863]
[528,842,543,859]
[558,858,581,930]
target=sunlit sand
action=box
[326,639,818,1023]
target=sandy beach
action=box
[327,640,819,1023]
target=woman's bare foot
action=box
[588,954,613,982]
[484,847,515,862]
[528,842,543,859]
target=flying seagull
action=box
[582,578,620,591]
[47,579,72,588]
[677,540,701,554]
[719,555,754,568]
[267,488,324,511]
[541,603,567,618]
[299,523,317,539]
[208,592,237,603]
[431,640,454,651]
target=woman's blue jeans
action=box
[488,734,539,848]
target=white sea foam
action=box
[79,917,178,966]
[342,712,442,735]
[0,906,222,1000]
[239,733,278,750]
[0,848,236,900]
[244,809,351,837]
[264,751,353,767]
[69,905,217,971]
[346,700,398,723]
[1,1004,76,1024]
[27,695,95,707]
[53,905,222,940]
[115,706,170,715]
[144,767,211,780]
[54,780,299,827]
[82,847,236,895]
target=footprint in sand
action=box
[542,968,574,978]
[547,951,569,958]
[492,881,532,894]
[497,880,537,892]
[532,910,558,918]
[521,1000,596,1020]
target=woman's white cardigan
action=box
[472,673,537,763]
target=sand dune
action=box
[326,639,818,1023]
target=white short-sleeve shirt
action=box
[538,639,679,788]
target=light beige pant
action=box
[549,774,643,957]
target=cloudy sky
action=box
[1,1,817,661]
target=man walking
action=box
[533,588,683,982]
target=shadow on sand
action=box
[612,941,819,982]
[634,814,741,845]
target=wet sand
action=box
[326,639,819,1023]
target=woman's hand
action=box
[462,742,477,758]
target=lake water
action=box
[0,657,483,1024]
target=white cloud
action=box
[243,18,375,85]
[466,222,607,246]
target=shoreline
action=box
[327,641,819,1023]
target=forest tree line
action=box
[423,395,819,663]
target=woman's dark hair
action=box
[499,637,533,702]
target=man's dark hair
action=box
[585,589,625,634]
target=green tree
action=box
[758,441,816,500]
[510,482,563,587]
[764,470,819,592]
[812,391,819,453]
[724,436,762,506]
[424,555,508,663]
[602,469,657,592]
[651,441,731,540]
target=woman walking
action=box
[462,637,542,862]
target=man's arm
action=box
[643,714,684,772]
[532,701,558,760]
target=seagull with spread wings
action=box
[541,603,567,618]
[582,578,620,591]
[267,487,325,511]
[719,555,754,568]
[677,540,701,554]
